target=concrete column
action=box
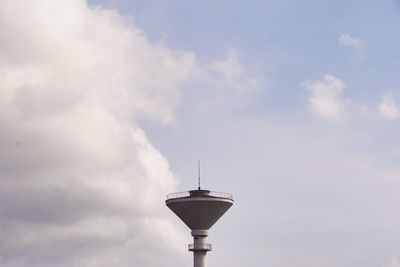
[194,251,207,267]
[190,230,211,267]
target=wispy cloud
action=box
[378,94,400,120]
[339,34,366,49]
[303,74,351,121]
[209,48,261,92]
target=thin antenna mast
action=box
[198,160,201,190]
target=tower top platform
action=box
[166,189,233,200]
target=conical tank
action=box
[166,188,234,267]
[165,189,233,230]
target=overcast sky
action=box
[1,0,400,266]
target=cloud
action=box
[339,34,366,49]
[209,48,261,92]
[303,74,351,120]
[304,77,400,123]
[2,1,399,267]
[0,2,263,266]
[0,0,195,266]
[378,94,400,120]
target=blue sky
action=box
[89,0,400,119]
[1,0,400,266]
[90,0,400,169]
[91,0,400,90]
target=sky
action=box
[1,0,400,266]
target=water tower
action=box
[166,171,234,267]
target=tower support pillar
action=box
[190,230,211,267]
[194,251,207,267]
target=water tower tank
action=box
[166,189,234,267]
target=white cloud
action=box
[339,34,365,49]
[304,77,400,123]
[0,0,195,266]
[378,94,400,120]
[209,48,261,92]
[303,74,351,120]
[0,2,264,266]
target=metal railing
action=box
[166,190,233,200]
[208,191,233,199]
[166,191,190,199]
[188,243,212,251]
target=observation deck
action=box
[166,189,233,200]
